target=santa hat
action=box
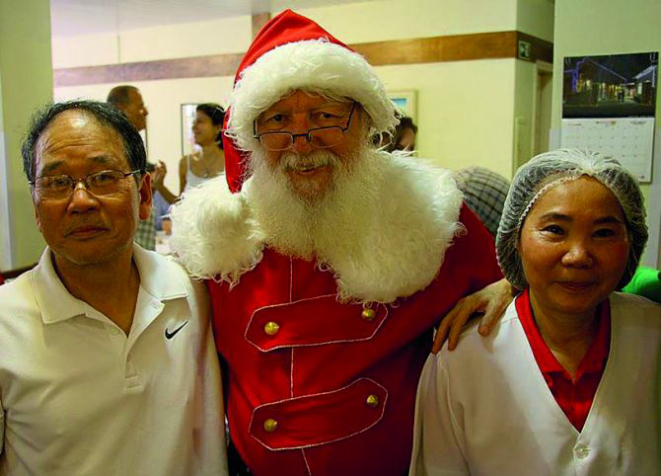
[222,9,397,192]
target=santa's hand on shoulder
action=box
[433,278,514,353]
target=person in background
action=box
[169,10,511,476]
[107,85,177,249]
[455,166,510,238]
[391,115,418,151]
[130,161,159,250]
[107,85,149,133]
[379,114,418,152]
[0,100,227,475]
[179,103,225,194]
[411,149,660,475]
[146,162,172,232]
[622,265,661,302]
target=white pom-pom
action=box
[169,177,264,283]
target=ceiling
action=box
[50,0,377,37]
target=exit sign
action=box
[518,40,531,60]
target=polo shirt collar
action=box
[131,244,188,302]
[32,248,88,325]
[32,245,188,326]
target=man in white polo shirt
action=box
[0,100,227,475]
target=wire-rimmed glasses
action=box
[253,102,357,151]
[30,169,143,200]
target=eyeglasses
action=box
[253,102,357,151]
[30,169,143,200]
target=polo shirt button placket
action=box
[124,357,143,392]
[575,444,590,460]
[106,324,126,356]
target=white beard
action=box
[170,143,464,303]
[246,143,383,263]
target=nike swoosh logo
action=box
[165,321,189,340]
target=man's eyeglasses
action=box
[30,169,143,200]
[253,102,357,151]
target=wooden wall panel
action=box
[54,30,553,87]
[54,53,244,86]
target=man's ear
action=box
[32,190,44,234]
[138,172,153,220]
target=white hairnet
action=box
[496,149,648,290]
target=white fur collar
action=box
[169,155,463,303]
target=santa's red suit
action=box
[171,170,500,475]
[169,9,502,476]
[214,211,498,476]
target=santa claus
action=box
[170,10,509,476]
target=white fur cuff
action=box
[168,177,265,283]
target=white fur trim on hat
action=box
[226,39,397,151]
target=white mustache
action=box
[279,150,341,172]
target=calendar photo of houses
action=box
[563,52,657,118]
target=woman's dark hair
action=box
[397,116,418,134]
[196,103,225,148]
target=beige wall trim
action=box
[54,30,552,87]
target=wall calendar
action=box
[561,117,655,182]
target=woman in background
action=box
[411,149,660,475]
[179,103,225,193]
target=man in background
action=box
[455,166,511,238]
[107,85,176,249]
[0,100,226,475]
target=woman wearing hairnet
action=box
[410,149,661,475]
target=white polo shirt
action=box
[0,246,228,476]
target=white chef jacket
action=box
[411,292,661,476]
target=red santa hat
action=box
[222,9,397,192]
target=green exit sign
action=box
[518,40,531,60]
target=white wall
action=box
[374,60,516,177]
[0,89,9,269]
[293,0,518,42]
[0,0,52,269]
[52,15,252,68]
[517,0,554,42]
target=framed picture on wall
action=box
[181,103,199,156]
[388,90,417,121]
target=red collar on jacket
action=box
[515,288,611,431]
